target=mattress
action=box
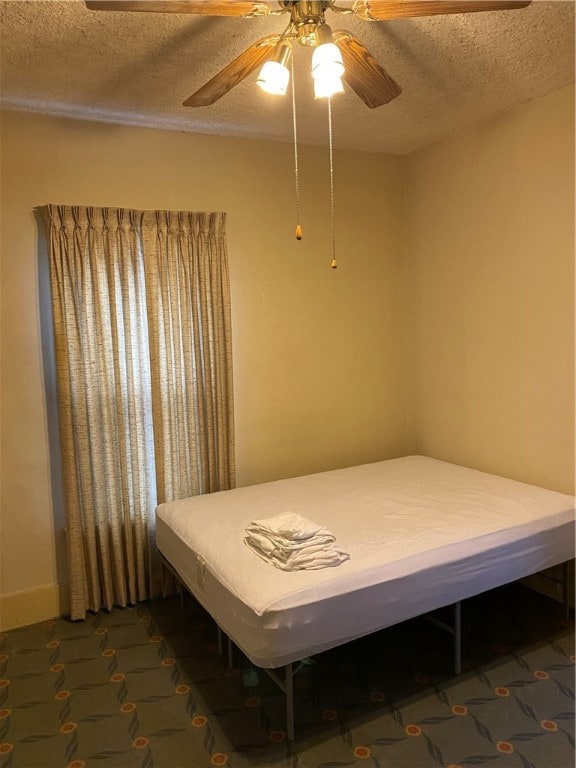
[155,456,575,668]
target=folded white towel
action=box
[247,511,327,541]
[245,531,336,558]
[244,511,350,571]
[245,535,350,571]
[247,530,336,554]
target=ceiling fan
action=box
[86,1,531,110]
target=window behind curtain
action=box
[43,205,235,620]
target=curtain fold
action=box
[142,211,235,502]
[44,205,235,621]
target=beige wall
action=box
[1,85,574,629]
[405,85,575,494]
[0,111,407,628]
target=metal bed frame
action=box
[160,553,573,741]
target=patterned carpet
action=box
[0,583,573,768]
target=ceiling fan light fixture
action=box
[256,40,291,95]
[312,40,344,99]
[257,60,290,94]
[312,42,344,78]
[311,25,344,97]
[313,72,344,99]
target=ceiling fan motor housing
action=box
[285,0,332,46]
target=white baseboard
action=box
[0,583,69,631]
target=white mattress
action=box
[155,456,575,668]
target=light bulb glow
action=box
[257,60,290,95]
[314,73,344,99]
[311,43,344,81]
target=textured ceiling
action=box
[0,0,574,154]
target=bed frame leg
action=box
[423,601,463,675]
[454,601,462,676]
[160,561,168,599]
[217,627,224,656]
[562,562,571,620]
[227,636,234,668]
[262,664,298,740]
[285,663,294,741]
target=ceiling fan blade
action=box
[352,0,531,21]
[85,1,275,17]
[334,31,401,108]
[184,35,281,106]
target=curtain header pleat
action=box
[43,206,225,236]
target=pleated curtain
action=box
[43,205,235,621]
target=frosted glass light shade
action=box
[311,42,344,81]
[314,73,344,99]
[257,60,290,95]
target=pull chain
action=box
[291,53,302,241]
[328,97,337,269]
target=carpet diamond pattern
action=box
[0,583,573,767]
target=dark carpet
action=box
[0,583,573,768]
